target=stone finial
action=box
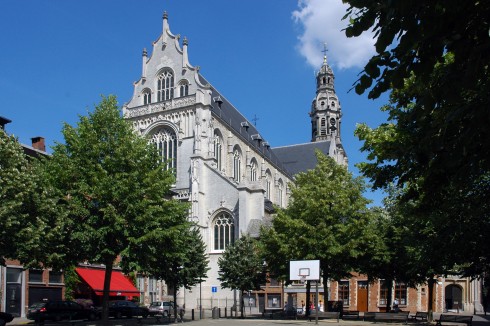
[183,36,188,46]
[142,48,147,57]
[163,11,168,20]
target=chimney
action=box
[0,116,12,130]
[31,137,46,152]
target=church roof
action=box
[198,76,293,179]
[272,141,331,176]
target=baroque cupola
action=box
[310,45,342,144]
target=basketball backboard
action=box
[289,260,320,281]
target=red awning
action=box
[75,267,140,297]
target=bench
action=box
[435,314,473,326]
[374,312,409,324]
[364,312,376,321]
[308,311,340,322]
[410,312,428,323]
[342,310,360,320]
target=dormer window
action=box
[157,69,174,101]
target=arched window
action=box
[277,179,284,206]
[250,159,258,182]
[214,131,222,171]
[265,170,272,199]
[157,69,174,102]
[150,126,177,172]
[143,88,152,105]
[214,212,235,250]
[233,148,241,182]
[179,81,189,97]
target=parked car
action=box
[148,301,173,317]
[27,300,98,322]
[0,312,14,326]
[108,300,149,319]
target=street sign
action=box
[212,286,217,293]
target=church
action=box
[121,12,346,312]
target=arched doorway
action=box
[445,284,463,311]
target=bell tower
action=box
[310,44,342,144]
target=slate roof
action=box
[271,141,331,176]
[198,75,293,179]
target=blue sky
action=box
[0,0,388,205]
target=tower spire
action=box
[322,42,328,64]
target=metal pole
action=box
[200,280,202,319]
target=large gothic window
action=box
[214,212,235,250]
[250,159,258,182]
[143,88,152,105]
[150,127,177,172]
[157,69,174,102]
[214,131,222,171]
[233,148,241,182]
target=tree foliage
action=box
[218,235,267,318]
[0,129,56,267]
[260,152,384,311]
[38,95,190,319]
[346,1,490,276]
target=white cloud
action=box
[292,0,376,70]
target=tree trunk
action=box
[387,278,394,312]
[240,290,244,318]
[428,277,436,322]
[173,283,178,323]
[306,281,311,316]
[101,259,114,321]
[323,273,329,311]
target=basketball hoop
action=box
[298,267,310,284]
[299,275,306,285]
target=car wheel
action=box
[89,312,96,321]
[116,311,123,319]
[163,311,168,317]
[54,315,62,322]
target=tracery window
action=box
[320,118,327,136]
[213,212,235,250]
[143,88,152,105]
[179,81,189,97]
[233,148,241,182]
[150,127,177,172]
[214,131,222,171]
[157,69,174,101]
[250,159,258,182]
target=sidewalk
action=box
[8,313,490,326]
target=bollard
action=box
[225,307,227,318]
[191,308,194,320]
[219,307,221,318]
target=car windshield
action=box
[150,302,161,307]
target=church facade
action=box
[121,12,346,312]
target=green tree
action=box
[218,235,267,318]
[123,225,209,321]
[260,152,382,313]
[0,129,54,267]
[39,95,190,320]
[345,0,490,276]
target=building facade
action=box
[121,12,346,313]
